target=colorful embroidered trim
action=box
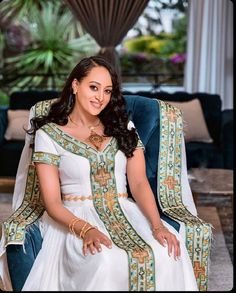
[34,98,57,117]
[128,121,145,150]
[135,130,145,149]
[3,99,57,245]
[157,100,212,291]
[4,164,44,244]
[137,137,145,149]
[33,151,60,166]
[90,149,155,291]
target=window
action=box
[119,0,188,87]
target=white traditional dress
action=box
[19,121,198,291]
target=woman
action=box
[19,56,197,290]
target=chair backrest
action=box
[9,90,59,110]
[123,90,222,145]
[8,90,222,145]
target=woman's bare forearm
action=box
[130,179,162,228]
[36,163,87,234]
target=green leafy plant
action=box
[0,0,56,24]
[2,1,99,91]
[0,89,9,106]
[0,30,4,67]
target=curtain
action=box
[184,0,233,110]
[65,0,149,78]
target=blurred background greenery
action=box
[0,0,188,106]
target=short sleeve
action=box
[32,128,60,166]
[128,120,145,150]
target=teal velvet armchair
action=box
[1,95,212,291]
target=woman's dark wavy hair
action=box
[28,55,138,157]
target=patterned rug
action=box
[196,193,233,263]
[197,206,233,291]
[0,193,233,291]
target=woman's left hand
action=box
[153,226,181,260]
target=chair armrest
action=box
[0,106,8,145]
[221,109,233,141]
[221,110,233,169]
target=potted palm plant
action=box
[1,1,99,91]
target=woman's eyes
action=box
[89,85,112,94]
[90,85,98,91]
[105,89,112,94]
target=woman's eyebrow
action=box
[89,81,112,88]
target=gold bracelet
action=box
[83,226,96,238]
[69,218,79,231]
[69,217,82,235]
[79,222,89,239]
[71,220,82,236]
[69,217,80,227]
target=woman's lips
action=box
[90,101,102,109]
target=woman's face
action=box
[72,66,113,116]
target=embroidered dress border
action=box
[34,98,58,117]
[41,123,114,156]
[128,121,145,150]
[157,100,212,291]
[137,137,145,149]
[93,190,156,291]
[135,130,145,150]
[33,151,60,166]
[4,160,44,245]
[3,99,57,246]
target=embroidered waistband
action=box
[62,193,128,201]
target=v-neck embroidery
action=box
[49,123,114,153]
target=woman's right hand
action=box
[82,228,112,256]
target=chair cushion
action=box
[123,91,222,145]
[4,110,30,140]
[167,99,213,143]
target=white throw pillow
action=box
[166,99,213,143]
[4,110,30,140]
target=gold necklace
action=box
[69,116,105,150]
